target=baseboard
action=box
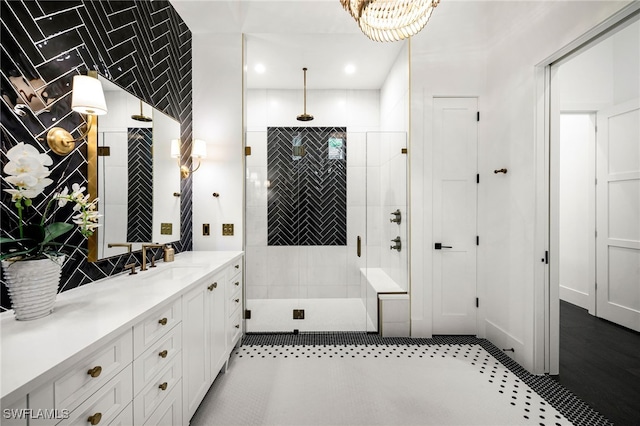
[485,319,529,371]
[559,286,589,310]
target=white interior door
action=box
[596,99,640,332]
[432,97,478,334]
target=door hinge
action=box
[477,111,480,122]
[476,236,479,246]
[476,298,479,308]
[476,174,480,184]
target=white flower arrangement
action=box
[1,142,101,260]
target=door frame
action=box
[534,3,640,375]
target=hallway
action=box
[555,301,640,426]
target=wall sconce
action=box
[45,71,108,156]
[171,138,207,179]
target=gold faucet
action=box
[141,243,164,271]
[108,243,132,253]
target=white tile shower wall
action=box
[246,88,380,299]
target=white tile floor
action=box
[245,298,376,333]
[191,343,573,426]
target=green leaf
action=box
[42,222,74,244]
[0,248,37,261]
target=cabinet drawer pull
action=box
[159,382,168,391]
[87,412,102,425]
[87,366,102,378]
[235,324,240,329]
[208,282,217,291]
[234,281,240,286]
[234,264,239,269]
[159,349,168,358]
[158,317,168,326]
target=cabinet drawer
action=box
[228,292,242,318]
[228,309,242,348]
[229,259,243,279]
[133,324,182,395]
[133,352,182,425]
[29,330,133,419]
[143,379,182,426]
[108,402,133,426]
[133,299,181,358]
[57,364,133,426]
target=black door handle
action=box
[434,243,453,250]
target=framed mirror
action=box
[87,76,181,261]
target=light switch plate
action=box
[203,223,210,236]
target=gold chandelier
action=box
[340,0,440,42]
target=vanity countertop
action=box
[0,250,243,402]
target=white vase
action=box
[2,255,65,320]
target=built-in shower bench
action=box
[360,268,409,337]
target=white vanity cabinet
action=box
[0,252,243,426]
[182,258,244,424]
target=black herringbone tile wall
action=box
[0,1,192,311]
[127,127,153,242]
[267,127,347,246]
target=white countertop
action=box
[0,251,243,403]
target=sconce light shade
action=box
[170,139,181,158]
[192,139,207,159]
[44,71,107,156]
[71,75,108,115]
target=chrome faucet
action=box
[108,242,132,253]
[141,243,164,271]
[390,236,401,252]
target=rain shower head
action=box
[296,67,314,122]
[131,99,152,122]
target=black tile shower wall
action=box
[267,127,347,246]
[127,127,153,242]
[0,0,193,311]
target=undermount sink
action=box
[139,264,207,280]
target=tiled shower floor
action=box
[191,335,611,426]
[245,298,376,333]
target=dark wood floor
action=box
[554,300,640,426]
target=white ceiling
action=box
[169,0,408,89]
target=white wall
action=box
[192,34,244,251]
[478,1,631,372]
[558,114,595,309]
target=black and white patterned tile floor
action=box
[190,334,611,426]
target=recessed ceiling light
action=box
[344,64,356,75]
[254,63,266,74]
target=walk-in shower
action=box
[244,128,408,333]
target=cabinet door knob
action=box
[208,282,217,291]
[158,317,168,326]
[87,366,102,378]
[234,281,240,286]
[235,324,240,329]
[87,412,102,425]
[235,298,240,303]
[234,264,239,269]
[159,382,168,391]
[158,350,168,358]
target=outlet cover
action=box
[203,223,210,236]
[293,309,305,320]
[160,223,173,235]
[222,223,234,236]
